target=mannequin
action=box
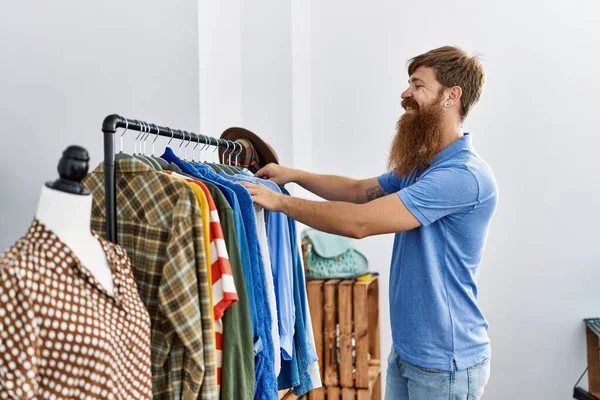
[36,145,114,295]
[0,145,154,398]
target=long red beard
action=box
[387,96,444,176]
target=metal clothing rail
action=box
[101,114,233,244]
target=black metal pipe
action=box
[105,114,232,148]
[102,114,121,133]
[102,119,117,243]
[101,114,234,244]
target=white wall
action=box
[197,0,243,133]
[0,0,200,250]
[198,0,294,167]
[309,0,600,398]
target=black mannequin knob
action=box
[45,145,91,195]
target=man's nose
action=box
[401,88,412,100]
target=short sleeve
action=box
[398,165,480,227]
[0,263,39,399]
[378,171,409,194]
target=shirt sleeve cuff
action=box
[254,337,263,356]
[280,335,294,361]
[398,190,432,227]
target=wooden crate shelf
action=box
[306,276,381,400]
[279,276,381,400]
[574,319,600,400]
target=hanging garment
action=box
[254,204,281,377]
[181,177,214,302]
[278,188,322,395]
[0,220,152,399]
[220,172,295,361]
[202,181,255,400]
[194,179,238,317]
[161,148,278,400]
[83,158,217,400]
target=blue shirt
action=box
[218,172,296,360]
[378,134,498,371]
[278,187,320,395]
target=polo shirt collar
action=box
[432,133,472,164]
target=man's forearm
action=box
[293,170,362,203]
[279,195,364,238]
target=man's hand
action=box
[255,163,297,186]
[239,181,286,212]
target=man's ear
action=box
[447,86,462,105]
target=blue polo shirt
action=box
[378,133,498,371]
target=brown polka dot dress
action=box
[0,220,152,399]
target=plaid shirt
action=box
[83,157,217,400]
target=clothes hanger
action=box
[150,123,170,169]
[115,119,133,160]
[179,132,204,177]
[184,131,195,164]
[219,140,237,175]
[183,131,190,161]
[229,142,243,173]
[132,121,155,168]
[139,121,162,170]
[161,127,181,170]
[177,129,186,159]
[192,132,201,163]
[196,134,205,163]
[133,121,144,155]
[223,140,241,174]
[229,141,243,173]
[120,119,129,153]
[214,136,232,173]
[180,130,187,161]
[199,133,214,167]
[211,137,220,164]
[184,131,198,167]
[199,133,212,165]
[203,135,212,163]
[167,127,175,150]
[204,136,220,172]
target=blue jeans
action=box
[385,349,491,400]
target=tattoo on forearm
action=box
[366,185,386,201]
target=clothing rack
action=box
[101,114,233,244]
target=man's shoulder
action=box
[462,150,498,201]
[430,149,497,199]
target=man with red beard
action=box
[241,46,497,399]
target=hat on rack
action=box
[219,127,279,173]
